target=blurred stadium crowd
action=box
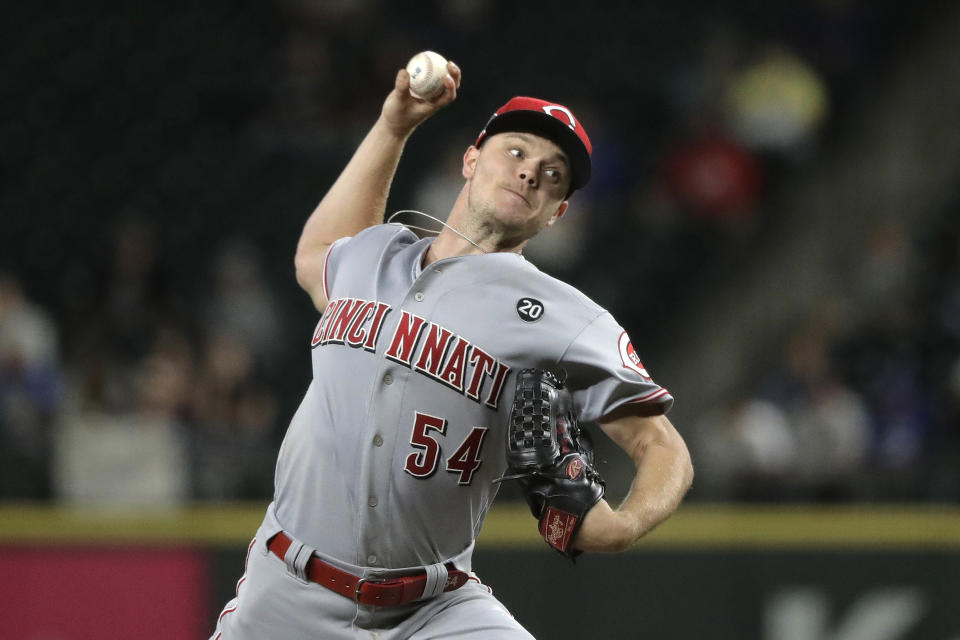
[2,0,958,506]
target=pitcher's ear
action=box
[462,145,480,179]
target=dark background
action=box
[2,0,958,505]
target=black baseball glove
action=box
[498,368,605,559]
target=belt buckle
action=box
[353,576,385,603]
[353,575,391,605]
[352,577,367,603]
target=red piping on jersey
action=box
[321,243,336,301]
[214,536,256,637]
[626,388,670,404]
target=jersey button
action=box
[367,554,377,565]
[373,434,384,447]
[414,292,425,301]
[368,497,378,508]
[383,373,393,385]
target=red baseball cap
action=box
[475,96,592,194]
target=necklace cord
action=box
[387,210,488,254]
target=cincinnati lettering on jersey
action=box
[312,297,511,409]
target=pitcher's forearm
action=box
[616,430,694,539]
[574,412,693,552]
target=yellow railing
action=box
[1,502,959,549]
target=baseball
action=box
[405,51,449,100]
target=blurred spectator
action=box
[724,44,829,155]
[663,22,741,125]
[0,272,61,498]
[948,358,960,448]
[61,210,190,415]
[697,317,874,502]
[53,330,194,508]
[693,396,797,500]
[203,238,283,371]
[189,331,278,500]
[659,131,763,225]
[763,317,871,500]
[790,379,871,499]
[852,221,918,327]
[868,363,931,471]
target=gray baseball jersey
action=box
[272,223,672,571]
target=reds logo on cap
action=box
[541,104,578,131]
[475,96,593,194]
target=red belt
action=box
[267,532,470,607]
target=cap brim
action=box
[480,111,591,194]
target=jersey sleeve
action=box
[320,235,352,302]
[320,224,416,301]
[560,312,673,422]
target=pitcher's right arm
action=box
[295,62,461,312]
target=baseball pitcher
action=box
[211,56,693,640]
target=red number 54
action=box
[404,412,488,485]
